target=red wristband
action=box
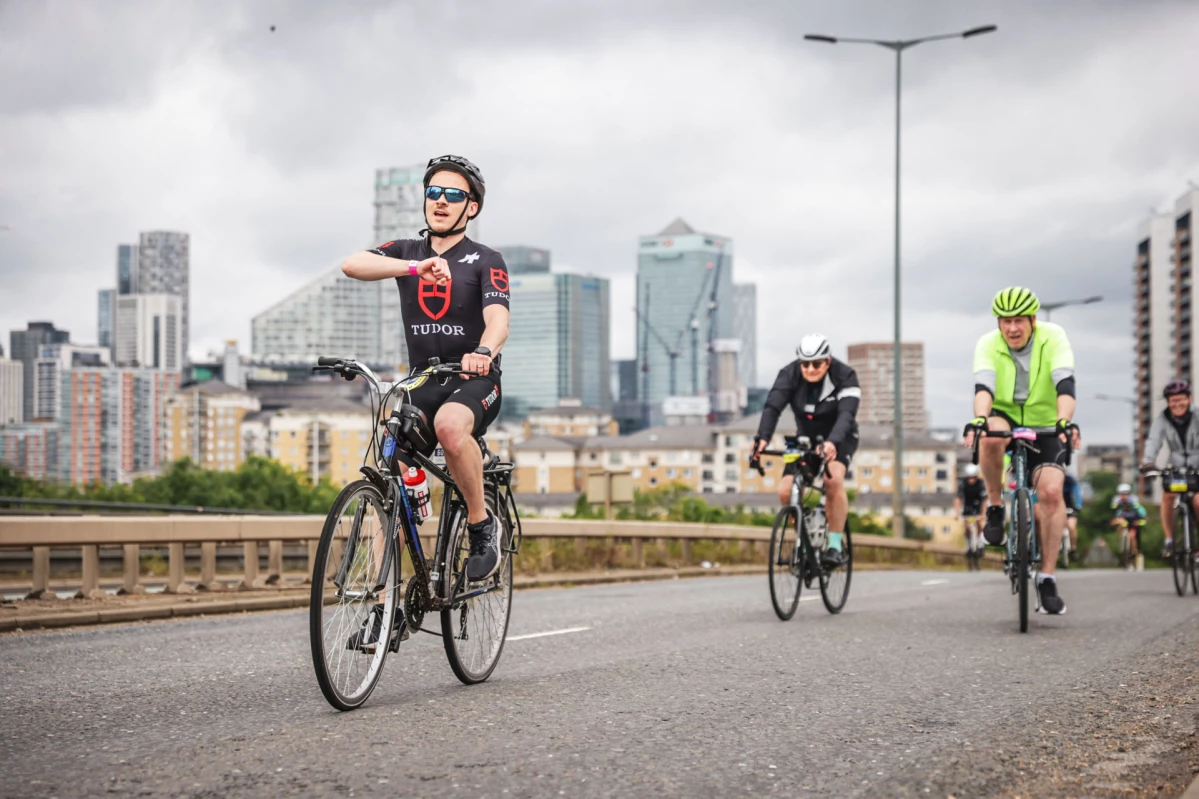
[408,260,419,276]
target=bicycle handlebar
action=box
[967,423,1078,467]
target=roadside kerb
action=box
[0,515,993,600]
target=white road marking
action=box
[507,626,592,641]
[800,596,820,602]
[921,579,950,586]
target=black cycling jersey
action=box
[756,357,861,447]
[957,477,986,516]
[369,236,510,367]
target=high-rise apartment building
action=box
[496,246,551,275]
[117,243,139,294]
[33,343,110,422]
[114,294,183,370]
[502,270,611,418]
[164,380,262,471]
[1135,188,1199,458]
[0,424,59,480]
[9,322,69,423]
[0,358,22,425]
[733,283,757,389]
[636,219,734,421]
[56,367,178,485]
[137,231,190,361]
[97,289,115,354]
[252,268,405,367]
[846,342,928,431]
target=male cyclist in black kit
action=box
[342,155,509,596]
[751,334,860,567]
[955,464,986,569]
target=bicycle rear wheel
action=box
[310,480,397,711]
[1122,530,1132,570]
[1059,532,1070,570]
[820,527,852,614]
[1015,489,1032,633]
[768,507,802,620]
[441,487,513,685]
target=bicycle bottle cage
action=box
[391,404,435,452]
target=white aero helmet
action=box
[963,464,980,478]
[1116,482,1132,494]
[797,333,832,360]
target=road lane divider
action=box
[507,626,592,641]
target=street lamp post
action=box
[1041,295,1103,322]
[804,24,997,537]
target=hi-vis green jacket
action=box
[972,322,1075,429]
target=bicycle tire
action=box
[1122,530,1132,570]
[768,506,802,620]
[819,526,852,614]
[441,486,513,685]
[1173,510,1189,597]
[310,480,397,711]
[1016,489,1032,633]
[1191,519,1199,595]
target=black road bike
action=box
[1143,467,1199,597]
[752,436,852,620]
[308,357,522,711]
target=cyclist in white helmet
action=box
[752,334,861,566]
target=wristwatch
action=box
[473,346,492,358]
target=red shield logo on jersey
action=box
[418,280,453,320]
[490,269,509,293]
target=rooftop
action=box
[513,436,583,453]
[584,424,716,451]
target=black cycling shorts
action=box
[783,435,857,477]
[989,409,1068,475]
[403,370,501,454]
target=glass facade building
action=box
[732,283,757,389]
[501,271,611,419]
[636,219,734,421]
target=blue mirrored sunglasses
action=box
[425,186,470,203]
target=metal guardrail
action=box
[0,515,982,599]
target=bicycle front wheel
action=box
[310,480,398,711]
[768,507,802,620]
[1175,512,1193,597]
[1015,489,1032,633]
[441,488,513,685]
[820,527,853,614]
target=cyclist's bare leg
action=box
[1066,516,1078,549]
[778,475,794,507]
[435,404,487,524]
[1162,492,1177,544]
[980,416,1011,507]
[825,461,848,533]
[1032,465,1065,577]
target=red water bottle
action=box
[403,466,431,522]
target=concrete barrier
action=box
[0,515,989,599]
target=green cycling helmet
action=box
[992,287,1040,317]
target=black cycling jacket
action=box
[756,358,861,447]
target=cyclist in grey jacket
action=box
[1142,379,1199,557]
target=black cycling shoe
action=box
[348,604,388,653]
[982,505,1007,546]
[466,513,501,582]
[821,547,848,569]
[1068,548,1079,564]
[1162,541,1175,559]
[1036,577,1067,615]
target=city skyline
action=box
[1,1,1198,444]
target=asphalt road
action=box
[2,569,1198,798]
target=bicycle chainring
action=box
[405,579,427,632]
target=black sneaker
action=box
[1162,541,1174,559]
[466,513,501,582]
[822,547,848,568]
[982,505,1007,546]
[1036,577,1066,615]
[347,603,386,652]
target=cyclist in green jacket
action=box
[962,287,1081,615]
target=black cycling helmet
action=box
[422,155,485,238]
[1164,379,1192,398]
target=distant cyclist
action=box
[1141,378,1199,559]
[1062,471,1082,563]
[1110,483,1147,571]
[752,334,860,567]
[955,464,986,568]
[962,287,1080,615]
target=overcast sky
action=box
[2,0,1197,443]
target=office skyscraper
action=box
[9,322,69,423]
[636,219,734,420]
[502,268,611,418]
[117,244,139,294]
[98,289,115,354]
[733,283,757,389]
[137,231,190,362]
[496,246,551,275]
[114,294,183,370]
